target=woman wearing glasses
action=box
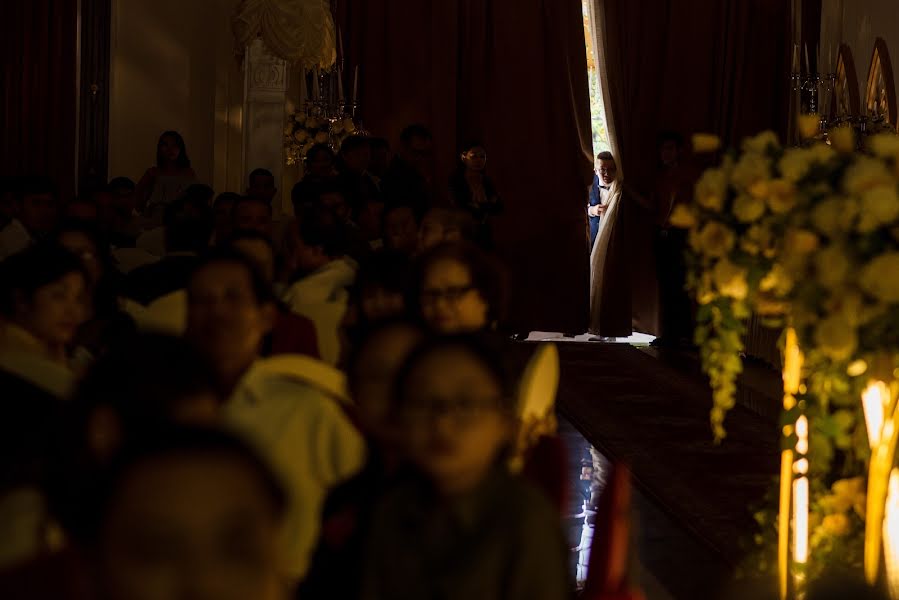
[409,241,506,335]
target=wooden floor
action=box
[549,341,782,599]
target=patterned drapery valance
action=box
[233,0,335,69]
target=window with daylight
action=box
[581,0,611,157]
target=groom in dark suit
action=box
[587,151,617,250]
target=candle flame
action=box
[864,381,889,449]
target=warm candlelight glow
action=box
[884,469,899,598]
[779,449,793,600]
[796,415,809,455]
[866,404,899,585]
[864,380,889,448]
[783,329,802,395]
[793,476,809,564]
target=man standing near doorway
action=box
[588,151,630,339]
[587,151,617,251]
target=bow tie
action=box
[599,185,610,190]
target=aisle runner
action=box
[552,342,778,567]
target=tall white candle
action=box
[352,66,359,104]
[804,43,810,73]
[337,67,344,102]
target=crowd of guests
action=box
[0,125,612,600]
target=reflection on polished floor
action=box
[548,336,782,600]
[559,417,674,600]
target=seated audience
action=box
[355,195,386,250]
[135,130,196,220]
[83,427,290,600]
[381,203,419,257]
[449,142,503,247]
[46,333,221,545]
[246,167,278,204]
[0,176,59,260]
[185,249,365,581]
[346,251,410,338]
[304,144,338,181]
[367,137,391,183]
[52,221,134,360]
[0,245,89,567]
[290,145,338,213]
[62,196,98,224]
[382,124,435,215]
[282,208,357,364]
[410,241,506,335]
[337,135,380,214]
[231,196,274,239]
[125,193,213,305]
[299,319,423,598]
[99,177,141,248]
[0,244,89,376]
[212,191,242,245]
[359,336,571,599]
[417,206,476,253]
[225,229,319,358]
[313,180,369,261]
[136,183,214,257]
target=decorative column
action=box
[242,38,289,215]
[232,0,337,216]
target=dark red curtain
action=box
[338,0,595,333]
[1,0,78,201]
[598,0,791,334]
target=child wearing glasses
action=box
[358,336,571,600]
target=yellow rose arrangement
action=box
[679,130,899,443]
[283,107,362,166]
[678,131,799,441]
[682,129,899,587]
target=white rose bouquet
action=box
[283,108,362,166]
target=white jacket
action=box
[224,356,365,581]
[282,258,357,364]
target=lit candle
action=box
[352,66,359,104]
[778,449,793,600]
[792,414,810,596]
[883,469,899,598]
[793,476,809,563]
[863,380,888,448]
